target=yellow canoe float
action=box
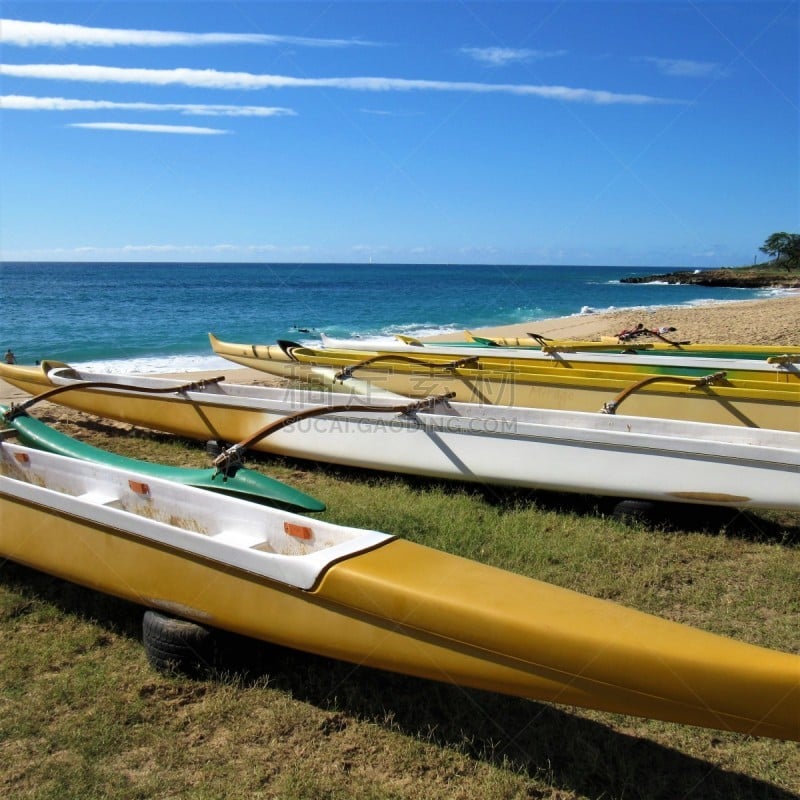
[1,441,797,741]
[459,329,800,360]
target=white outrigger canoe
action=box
[313,333,800,377]
[1,361,798,511]
[1,440,798,740]
[208,334,800,430]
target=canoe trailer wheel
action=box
[142,610,221,677]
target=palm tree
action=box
[759,232,800,271]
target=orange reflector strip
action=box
[284,522,313,540]
[128,480,150,496]
[14,452,30,464]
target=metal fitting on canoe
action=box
[696,370,728,386]
[2,404,28,422]
[178,376,226,393]
[212,444,244,479]
[402,392,457,415]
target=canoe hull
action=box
[308,335,800,379]
[464,332,800,359]
[1,363,798,511]
[209,336,800,430]
[2,445,798,741]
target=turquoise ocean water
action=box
[0,262,781,373]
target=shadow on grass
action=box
[251,451,800,546]
[2,562,796,800]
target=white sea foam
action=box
[71,353,232,375]
[388,323,464,339]
[574,304,618,316]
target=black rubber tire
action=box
[142,610,219,677]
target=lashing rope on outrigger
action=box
[600,371,728,414]
[212,392,456,477]
[277,339,481,380]
[333,354,480,381]
[3,375,227,420]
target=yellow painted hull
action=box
[466,332,800,359]
[208,339,800,431]
[306,337,800,384]
[2,482,798,741]
[0,362,277,444]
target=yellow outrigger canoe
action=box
[208,335,800,431]
[460,330,800,360]
[1,441,798,741]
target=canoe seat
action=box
[210,529,266,548]
[76,489,121,506]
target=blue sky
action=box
[1,1,797,266]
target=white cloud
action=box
[461,47,566,67]
[1,94,295,117]
[639,57,728,79]
[359,108,423,117]
[0,18,369,48]
[1,94,296,117]
[0,63,676,105]
[69,122,229,135]
[62,243,313,256]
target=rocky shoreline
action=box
[621,266,800,288]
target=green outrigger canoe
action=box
[0,404,325,512]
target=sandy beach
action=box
[1,294,797,406]
[449,293,800,346]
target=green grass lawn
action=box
[2,416,798,799]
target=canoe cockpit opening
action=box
[2,444,391,569]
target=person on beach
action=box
[4,349,16,364]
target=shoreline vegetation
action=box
[1,295,799,798]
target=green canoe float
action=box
[0,405,324,512]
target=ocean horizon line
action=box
[1,260,706,271]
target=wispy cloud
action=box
[64,243,313,256]
[0,18,370,48]
[0,63,676,105]
[359,108,423,117]
[1,94,295,117]
[69,122,229,135]
[461,47,567,67]
[639,57,728,79]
